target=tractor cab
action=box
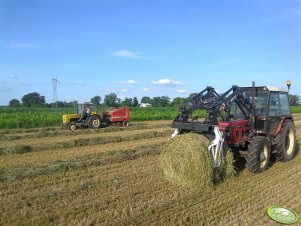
[76,103,97,120]
[230,86,292,136]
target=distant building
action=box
[140,103,152,108]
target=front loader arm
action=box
[172,85,254,133]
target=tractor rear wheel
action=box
[246,137,271,173]
[68,122,77,131]
[275,120,297,161]
[88,115,101,129]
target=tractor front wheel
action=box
[88,115,101,129]
[275,120,297,161]
[246,137,271,173]
[68,122,77,131]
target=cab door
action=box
[266,92,291,135]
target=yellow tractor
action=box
[62,103,102,130]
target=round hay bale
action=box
[160,132,235,188]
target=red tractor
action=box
[172,82,298,173]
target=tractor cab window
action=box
[77,104,88,115]
[242,91,268,116]
[229,103,244,119]
[77,104,95,115]
[253,91,269,116]
[279,93,291,115]
[268,92,290,116]
[230,90,269,117]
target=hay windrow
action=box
[160,132,235,188]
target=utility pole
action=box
[52,76,58,107]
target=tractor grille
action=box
[63,115,67,124]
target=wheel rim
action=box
[285,129,295,155]
[70,124,76,130]
[92,119,100,127]
[260,145,268,168]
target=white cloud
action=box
[177,89,189,94]
[106,88,129,93]
[8,42,38,49]
[143,88,150,92]
[8,74,18,79]
[106,88,119,93]
[152,78,182,86]
[118,79,138,85]
[111,50,144,59]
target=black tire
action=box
[68,122,77,131]
[275,120,297,161]
[88,115,101,129]
[122,120,129,127]
[246,137,271,173]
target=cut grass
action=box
[0,142,165,182]
[0,123,300,225]
[0,128,173,155]
[0,136,169,168]
[1,145,300,225]
[0,121,171,141]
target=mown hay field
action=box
[1,115,301,225]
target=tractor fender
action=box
[274,117,286,137]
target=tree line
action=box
[8,91,301,108]
[7,92,194,108]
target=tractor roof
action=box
[239,86,287,92]
[265,86,287,92]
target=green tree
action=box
[121,98,132,107]
[104,93,118,107]
[151,96,170,107]
[90,95,101,105]
[21,92,45,107]
[132,97,139,107]
[141,96,152,104]
[171,97,187,107]
[9,99,21,107]
[66,101,78,107]
[152,97,161,107]
[53,101,68,107]
[160,95,170,107]
[289,94,300,106]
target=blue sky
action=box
[0,0,300,105]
